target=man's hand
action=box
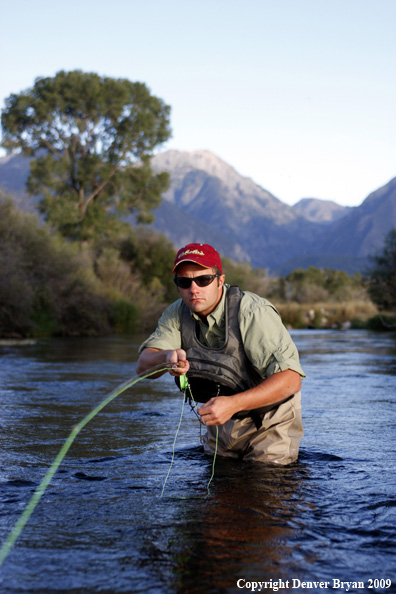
[136,347,189,378]
[166,349,190,376]
[197,396,237,426]
[196,370,302,426]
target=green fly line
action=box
[160,373,218,499]
[0,363,217,567]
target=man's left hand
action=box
[197,396,236,426]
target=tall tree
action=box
[367,228,396,311]
[1,70,171,241]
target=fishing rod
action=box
[0,362,183,567]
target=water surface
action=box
[0,331,395,593]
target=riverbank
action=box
[2,300,396,340]
[276,300,380,330]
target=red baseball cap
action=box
[172,243,223,274]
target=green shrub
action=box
[366,314,396,332]
[276,304,307,329]
[110,300,139,334]
[0,194,111,337]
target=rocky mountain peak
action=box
[153,149,250,188]
[151,149,295,224]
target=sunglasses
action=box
[174,273,220,289]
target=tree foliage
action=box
[367,228,396,311]
[1,70,171,241]
[118,228,178,302]
[0,194,174,337]
[283,266,365,303]
[0,193,112,336]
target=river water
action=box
[0,330,395,594]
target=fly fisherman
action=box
[136,243,305,465]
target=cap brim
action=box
[171,259,212,274]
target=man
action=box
[136,243,304,465]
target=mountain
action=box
[0,153,35,211]
[150,150,327,271]
[1,150,395,274]
[150,150,303,266]
[0,153,31,194]
[292,198,351,223]
[316,177,396,257]
[151,150,396,273]
[151,150,297,224]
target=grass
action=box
[275,300,380,330]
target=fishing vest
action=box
[177,286,281,428]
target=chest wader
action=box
[176,286,290,429]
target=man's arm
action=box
[136,347,190,378]
[197,369,301,425]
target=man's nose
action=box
[189,279,200,291]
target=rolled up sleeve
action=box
[239,293,305,380]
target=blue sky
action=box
[1,0,395,206]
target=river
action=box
[0,330,395,594]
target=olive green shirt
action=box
[139,285,305,379]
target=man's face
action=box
[175,263,225,318]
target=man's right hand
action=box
[136,347,189,377]
[166,349,189,376]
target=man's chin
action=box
[189,301,207,315]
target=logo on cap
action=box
[177,249,205,259]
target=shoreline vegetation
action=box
[1,193,394,340]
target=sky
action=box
[1,0,395,207]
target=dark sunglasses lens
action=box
[174,277,192,289]
[174,274,218,289]
[195,275,216,287]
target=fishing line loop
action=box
[160,375,218,500]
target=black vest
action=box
[179,286,262,400]
[177,286,282,427]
